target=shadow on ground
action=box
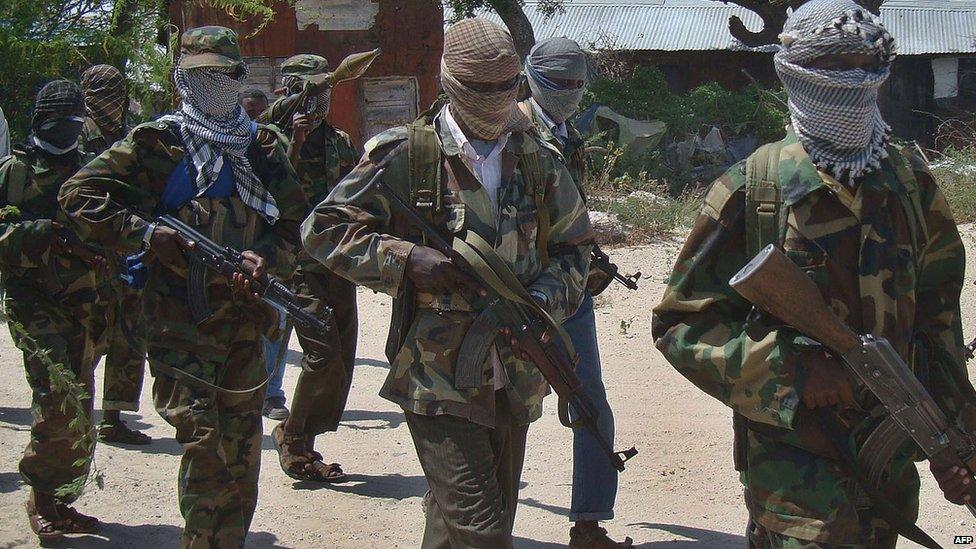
[292,473,427,501]
[0,471,23,494]
[32,523,284,548]
[629,523,745,547]
[0,406,31,428]
[340,409,405,430]
[515,523,744,548]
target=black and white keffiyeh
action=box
[164,64,280,223]
[774,0,897,183]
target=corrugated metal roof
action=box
[451,0,976,55]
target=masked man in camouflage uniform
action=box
[1,80,105,543]
[653,2,974,547]
[78,63,152,446]
[258,53,361,481]
[302,18,592,547]
[520,37,632,549]
[60,27,308,548]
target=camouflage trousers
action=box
[149,339,265,549]
[92,280,147,411]
[285,268,358,437]
[406,391,528,549]
[742,428,916,547]
[6,293,95,502]
[747,519,896,549]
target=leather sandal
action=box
[26,501,65,545]
[55,503,100,534]
[98,421,151,445]
[272,423,348,483]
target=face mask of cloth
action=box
[32,116,85,155]
[526,65,583,124]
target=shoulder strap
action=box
[0,154,29,206]
[889,146,930,253]
[519,147,550,267]
[744,141,787,257]
[406,121,442,217]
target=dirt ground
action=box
[1,226,974,548]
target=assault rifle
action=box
[152,213,335,336]
[351,160,637,472]
[730,245,976,521]
[590,245,640,292]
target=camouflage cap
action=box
[280,54,331,78]
[178,26,244,72]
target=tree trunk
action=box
[107,0,139,71]
[488,0,536,58]
[720,0,885,47]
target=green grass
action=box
[931,147,976,224]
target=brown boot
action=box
[569,522,633,548]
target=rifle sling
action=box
[816,410,944,549]
[152,357,276,396]
[452,230,577,367]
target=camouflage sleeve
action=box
[250,127,308,280]
[58,126,161,256]
[336,130,359,181]
[651,163,800,429]
[300,132,416,297]
[526,156,593,322]
[0,161,57,268]
[909,157,972,419]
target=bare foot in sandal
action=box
[55,503,101,534]
[26,491,65,544]
[272,423,348,483]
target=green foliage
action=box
[930,147,976,224]
[0,0,284,140]
[0,306,103,500]
[583,65,789,143]
[585,147,703,242]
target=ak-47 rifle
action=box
[590,245,640,292]
[730,244,976,526]
[348,151,637,472]
[150,213,336,337]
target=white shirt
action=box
[0,106,9,158]
[443,104,512,391]
[444,105,510,219]
[529,98,568,144]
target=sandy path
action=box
[0,226,974,548]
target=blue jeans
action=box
[564,291,617,522]
[262,324,293,402]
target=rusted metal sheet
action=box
[170,0,443,148]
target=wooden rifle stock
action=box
[729,244,861,356]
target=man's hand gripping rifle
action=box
[590,245,641,292]
[349,149,637,472]
[730,244,976,518]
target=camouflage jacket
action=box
[520,99,588,197]
[301,107,593,427]
[0,150,97,310]
[279,115,359,275]
[77,117,124,164]
[652,130,969,539]
[59,119,308,357]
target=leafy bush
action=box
[930,147,976,224]
[583,65,788,144]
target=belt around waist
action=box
[414,291,474,312]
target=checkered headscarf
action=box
[775,0,896,183]
[81,64,125,135]
[163,64,279,223]
[441,18,531,140]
